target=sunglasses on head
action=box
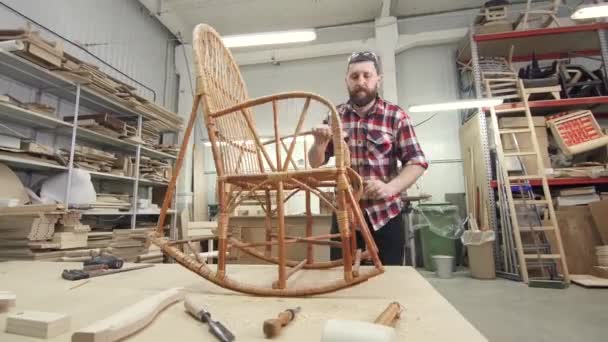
[347,51,379,63]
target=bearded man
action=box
[308,51,428,265]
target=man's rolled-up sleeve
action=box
[395,114,428,169]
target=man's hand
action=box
[311,124,332,146]
[365,179,398,200]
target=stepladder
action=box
[484,76,570,285]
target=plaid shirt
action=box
[324,96,428,231]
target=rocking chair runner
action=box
[149,24,385,296]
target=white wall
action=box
[396,44,465,203]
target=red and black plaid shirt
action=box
[324,96,428,231]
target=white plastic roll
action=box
[321,319,397,342]
[0,40,25,52]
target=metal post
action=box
[469,25,498,232]
[64,83,81,207]
[131,115,143,229]
[598,29,608,85]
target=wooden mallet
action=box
[321,302,402,342]
[263,306,301,338]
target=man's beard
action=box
[348,86,377,107]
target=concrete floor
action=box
[420,268,608,342]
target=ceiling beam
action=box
[395,28,467,53]
[231,26,467,67]
[380,0,392,18]
[232,38,376,66]
[138,0,191,42]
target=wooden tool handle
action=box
[263,310,294,338]
[184,296,201,318]
[373,301,402,327]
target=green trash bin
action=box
[415,203,460,272]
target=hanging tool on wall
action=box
[263,306,301,338]
[184,295,235,342]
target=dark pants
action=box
[330,212,405,266]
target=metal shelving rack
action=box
[0,49,180,233]
[458,22,608,280]
[459,22,608,227]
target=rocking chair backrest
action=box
[193,24,262,176]
[193,24,347,177]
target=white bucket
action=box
[433,255,454,279]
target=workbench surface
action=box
[0,261,487,341]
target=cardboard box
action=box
[499,117,551,176]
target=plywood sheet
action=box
[553,206,603,274]
[589,200,608,244]
[0,164,28,205]
[571,274,608,288]
[0,261,487,342]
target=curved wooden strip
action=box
[71,287,183,342]
[151,235,383,297]
[229,238,354,269]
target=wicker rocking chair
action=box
[149,24,384,296]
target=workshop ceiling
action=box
[144,0,498,40]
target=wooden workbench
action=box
[0,261,487,341]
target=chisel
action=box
[184,295,235,342]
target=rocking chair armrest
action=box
[209,91,348,168]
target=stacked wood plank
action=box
[0,141,66,166]
[61,145,116,172]
[0,27,183,140]
[0,204,85,260]
[111,155,135,177]
[138,156,171,183]
[0,28,64,68]
[64,113,137,139]
[0,94,55,117]
[106,228,148,262]
[87,193,131,212]
[136,243,163,263]
[155,144,179,156]
[142,122,161,147]
[86,231,113,249]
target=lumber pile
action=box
[138,156,171,183]
[137,243,163,263]
[86,231,113,249]
[0,94,55,117]
[0,204,92,260]
[64,113,137,139]
[106,228,149,262]
[155,144,179,156]
[58,145,133,176]
[0,27,183,140]
[111,155,135,177]
[61,145,116,172]
[556,186,601,207]
[141,121,161,147]
[86,193,131,213]
[0,141,66,166]
[0,28,63,68]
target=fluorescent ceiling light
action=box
[408,98,504,113]
[222,30,316,48]
[571,3,608,20]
